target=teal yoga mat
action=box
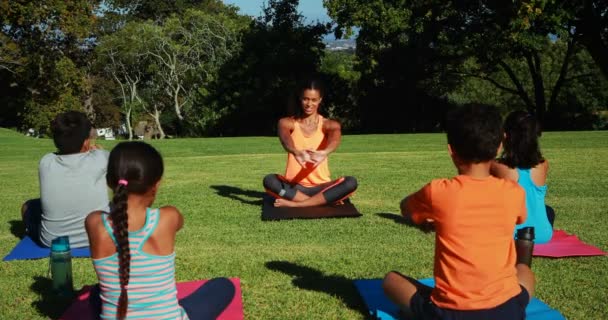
[354,278,565,320]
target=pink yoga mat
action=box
[533,230,607,258]
[60,278,243,320]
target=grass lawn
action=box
[0,128,606,319]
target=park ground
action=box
[0,128,606,319]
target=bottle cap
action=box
[51,236,70,252]
[516,227,535,241]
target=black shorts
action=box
[23,199,43,243]
[410,285,529,320]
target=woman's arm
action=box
[278,117,311,167]
[309,119,341,166]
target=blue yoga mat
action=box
[354,278,565,320]
[3,236,91,261]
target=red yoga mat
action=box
[533,230,607,258]
[60,278,243,320]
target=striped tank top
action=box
[92,208,188,320]
[284,115,331,187]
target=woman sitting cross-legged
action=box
[263,77,357,208]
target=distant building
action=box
[324,39,356,51]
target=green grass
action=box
[0,128,607,319]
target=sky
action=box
[222,0,331,23]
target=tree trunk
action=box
[579,0,608,80]
[498,60,536,112]
[173,86,184,121]
[548,39,575,114]
[126,107,133,140]
[151,105,166,139]
[525,51,546,123]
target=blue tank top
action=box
[515,168,553,244]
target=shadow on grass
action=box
[376,213,410,225]
[265,260,368,317]
[210,185,265,206]
[31,276,74,319]
[9,220,25,238]
[375,213,435,233]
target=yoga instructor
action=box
[263,77,357,208]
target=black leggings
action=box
[263,174,358,203]
[546,205,555,227]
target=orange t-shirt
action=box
[407,175,526,310]
[283,116,331,187]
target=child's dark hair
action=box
[51,111,92,154]
[106,141,164,319]
[500,110,544,168]
[445,104,503,163]
[288,76,326,117]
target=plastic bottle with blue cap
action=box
[50,236,74,297]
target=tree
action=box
[325,0,463,132]
[0,34,25,74]
[324,0,606,127]
[0,0,100,131]
[203,0,330,136]
[105,0,239,22]
[96,9,241,138]
[320,50,361,131]
[146,10,239,123]
[557,1,608,79]
[96,22,150,139]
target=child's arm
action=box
[401,183,435,230]
[399,195,411,217]
[490,160,517,181]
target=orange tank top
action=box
[284,116,331,187]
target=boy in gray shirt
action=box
[21,111,110,247]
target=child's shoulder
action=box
[84,211,106,234]
[39,152,57,163]
[87,149,110,160]
[158,205,181,216]
[429,175,522,192]
[158,206,184,231]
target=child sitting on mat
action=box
[491,111,554,244]
[263,77,357,208]
[383,104,535,319]
[21,111,109,248]
[85,141,234,319]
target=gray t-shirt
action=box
[39,149,110,247]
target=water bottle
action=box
[515,227,535,267]
[50,236,74,297]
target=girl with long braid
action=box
[86,141,235,319]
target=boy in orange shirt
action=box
[383,104,535,319]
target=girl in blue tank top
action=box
[491,111,554,244]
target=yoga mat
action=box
[262,196,362,221]
[354,278,565,320]
[533,230,607,258]
[3,236,90,261]
[60,278,243,320]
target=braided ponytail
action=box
[105,141,164,319]
[110,183,130,320]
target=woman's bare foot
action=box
[274,198,299,207]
